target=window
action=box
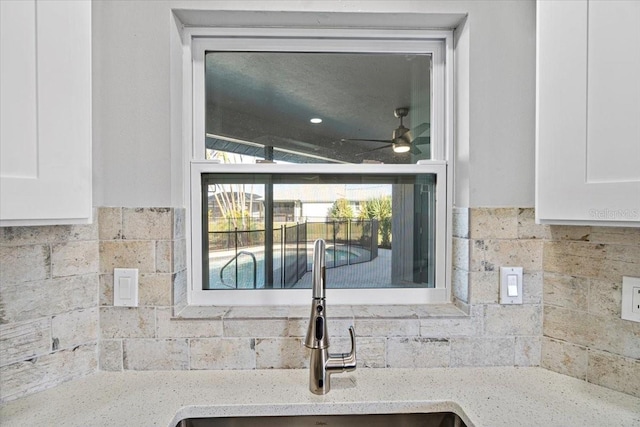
[187,28,453,305]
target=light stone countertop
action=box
[1,367,639,426]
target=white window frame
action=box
[184,28,454,306]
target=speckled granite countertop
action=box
[1,367,638,426]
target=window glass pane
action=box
[202,173,437,290]
[205,52,432,164]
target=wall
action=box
[1,209,638,402]
[98,207,640,400]
[0,224,99,402]
[97,208,187,370]
[1,0,636,405]
[541,226,640,397]
[92,0,536,208]
[98,207,542,373]
[454,209,640,398]
[91,0,173,207]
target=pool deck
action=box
[209,247,419,289]
[291,248,391,288]
[290,247,428,289]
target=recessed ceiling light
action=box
[310,118,322,124]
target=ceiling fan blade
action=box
[341,138,393,145]
[412,136,430,146]
[354,144,390,156]
[412,122,430,138]
[409,144,422,155]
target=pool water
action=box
[208,247,362,289]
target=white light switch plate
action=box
[500,266,523,304]
[114,268,139,307]
[621,276,640,323]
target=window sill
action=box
[174,303,467,321]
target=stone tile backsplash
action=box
[540,225,640,397]
[455,208,639,397]
[0,223,99,403]
[0,207,638,402]
[97,207,542,377]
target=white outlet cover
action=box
[114,268,139,307]
[621,276,640,323]
[500,266,523,304]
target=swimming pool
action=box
[207,246,364,289]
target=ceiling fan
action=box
[343,107,430,155]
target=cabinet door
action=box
[536,0,640,226]
[0,0,92,226]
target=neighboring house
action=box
[207,191,264,220]
[273,183,391,222]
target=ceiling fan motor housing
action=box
[393,125,412,143]
[392,107,412,143]
[394,107,409,119]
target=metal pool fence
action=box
[208,219,379,288]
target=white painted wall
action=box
[302,203,333,221]
[92,0,535,208]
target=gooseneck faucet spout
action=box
[304,239,356,395]
[311,238,326,300]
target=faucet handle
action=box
[344,326,357,371]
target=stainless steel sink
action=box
[177,412,468,427]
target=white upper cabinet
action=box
[0,0,92,226]
[536,0,640,226]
